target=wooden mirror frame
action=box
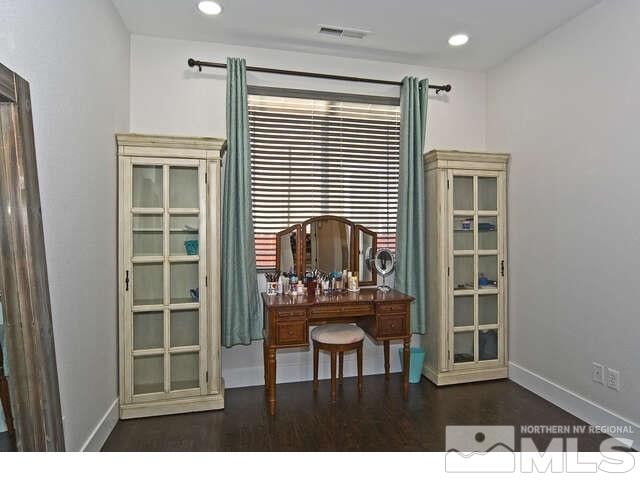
[0,63,65,450]
[275,223,302,274]
[274,215,378,287]
[355,224,378,286]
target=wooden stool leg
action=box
[330,351,337,402]
[383,340,390,378]
[338,351,344,383]
[313,342,319,392]
[357,343,363,394]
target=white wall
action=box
[130,34,487,388]
[487,0,639,426]
[0,0,129,450]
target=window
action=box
[248,87,400,270]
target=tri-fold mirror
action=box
[275,215,377,286]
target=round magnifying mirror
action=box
[373,248,395,292]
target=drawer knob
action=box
[288,330,294,336]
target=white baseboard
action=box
[509,361,639,449]
[80,398,119,452]
[223,359,402,389]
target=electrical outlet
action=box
[606,368,620,391]
[592,362,604,384]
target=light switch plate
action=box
[592,362,604,384]
[606,368,620,391]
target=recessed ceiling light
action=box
[448,33,469,47]
[198,1,222,15]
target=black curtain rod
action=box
[187,58,452,94]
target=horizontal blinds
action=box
[249,94,400,269]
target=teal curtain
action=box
[396,77,428,334]
[221,58,262,347]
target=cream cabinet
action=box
[117,134,224,419]
[422,150,510,385]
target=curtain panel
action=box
[395,77,428,334]
[221,58,262,347]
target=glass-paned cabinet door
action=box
[450,171,503,368]
[132,165,163,208]
[478,177,497,211]
[126,159,206,401]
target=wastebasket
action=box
[398,347,426,383]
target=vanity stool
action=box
[311,324,364,401]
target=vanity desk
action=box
[262,288,414,415]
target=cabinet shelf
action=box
[170,298,199,307]
[131,300,200,310]
[170,382,200,393]
[133,348,164,357]
[454,228,496,233]
[133,298,163,308]
[133,383,164,396]
[133,228,199,233]
[169,208,199,215]
[132,384,201,397]
[169,255,199,262]
[169,345,200,354]
[132,256,163,264]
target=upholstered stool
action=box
[311,324,365,401]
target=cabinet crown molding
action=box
[424,150,510,172]
[116,134,226,161]
[116,133,225,152]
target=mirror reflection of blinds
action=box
[248,92,400,270]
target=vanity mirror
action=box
[275,224,300,274]
[303,216,351,274]
[373,248,395,292]
[274,215,377,286]
[356,225,377,284]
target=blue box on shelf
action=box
[184,239,199,255]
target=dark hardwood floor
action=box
[0,431,16,452]
[103,374,615,452]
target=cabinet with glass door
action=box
[422,150,509,385]
[117,134,225,419]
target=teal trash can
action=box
[399,347,426,383]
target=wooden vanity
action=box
[262,289,414,415]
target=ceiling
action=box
[112,0,601,70]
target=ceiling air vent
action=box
[318,25,370,40]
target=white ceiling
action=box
[112,0,601,70]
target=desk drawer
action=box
[340,304,374,316]
[378,314,406,337]
[310,304,374,319]
[276,320,308,345]
[309,306,341,319]
[377,303,408,314]
[276,308,307,320]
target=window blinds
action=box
[248,90,400,270]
